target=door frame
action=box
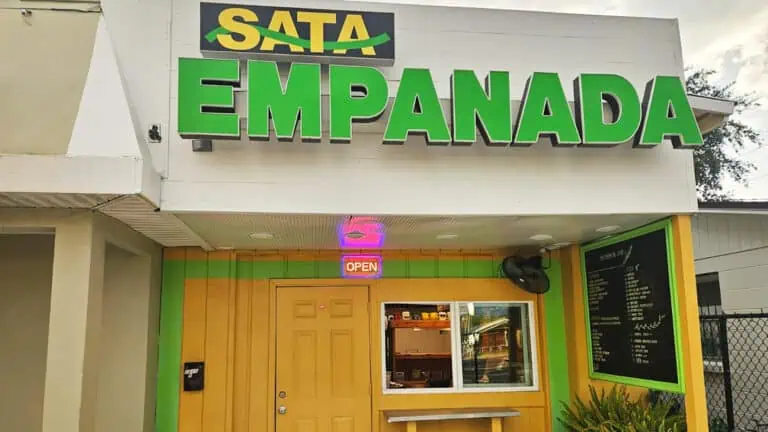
[267,279,374,432]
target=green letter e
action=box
[177,58,240,139]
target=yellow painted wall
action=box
[179,276,271,432]
[172,249,551,432]
[672,216,709,431]
[372,279,549,432]
[559,215,709,430]
[170,214,708,432]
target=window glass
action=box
[383,303,453,390]
[700,319,722,362]
[458,303,534,387]
[696,272,723,315]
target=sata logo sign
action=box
[200,3,395,65]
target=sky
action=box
[357,0,768,199]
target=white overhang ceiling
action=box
[170,212,667,250]
[0,191,668,251]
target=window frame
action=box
[696,272,723,312]
[380,300,540,395]
[455,301,540,393]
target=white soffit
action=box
[173,212,665,250]
[99,196,212,249]
[0,192,210,249]
[690,95,736,134]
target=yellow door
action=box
[275,286,372,432]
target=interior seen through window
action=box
[383,301,535,392]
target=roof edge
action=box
[698,200,768,213]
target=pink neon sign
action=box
[337,216,385,249]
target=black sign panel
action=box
[581,220,684,392]
[200,3,395,65]
[183,361,205,392]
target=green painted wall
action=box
[544,261,570,432]
[161,256,508,280]
[155,254,569,432]
[156,259,185,432]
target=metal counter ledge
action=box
[385,408,521,432]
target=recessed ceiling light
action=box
[530,234,553,241]
[249,232,274,240]
[217,246,235,250]
[596,225,621,233]
[436,233,459,240]
[547,242,571,250]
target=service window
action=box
[459,303,535,389]
[382,301,538,394]
[383,303,454,390]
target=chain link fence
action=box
[700,308,768,432]
[653,307,768,431]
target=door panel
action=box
[276,286,371,432]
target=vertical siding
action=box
[159,248,567,432]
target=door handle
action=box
[278,406,287,415]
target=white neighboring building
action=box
[693,202,768,431]
[694,201,768,314]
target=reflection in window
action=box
[696,273,723,361]
[696,272,723,316]
[383,303,453,390]
[459,303,534,387]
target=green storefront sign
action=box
[177,58,703,148]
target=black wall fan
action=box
[501,256,550,294]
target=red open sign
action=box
[341,255,382,279]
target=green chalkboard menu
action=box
[581,219,684,393]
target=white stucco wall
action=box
[0,210,163,432]
[100,0,172,174]
[96,0,698,216]
[95,244,162,432]
[0,8,99,155]
[0,235,54,432]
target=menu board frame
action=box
[580,218,685,393]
